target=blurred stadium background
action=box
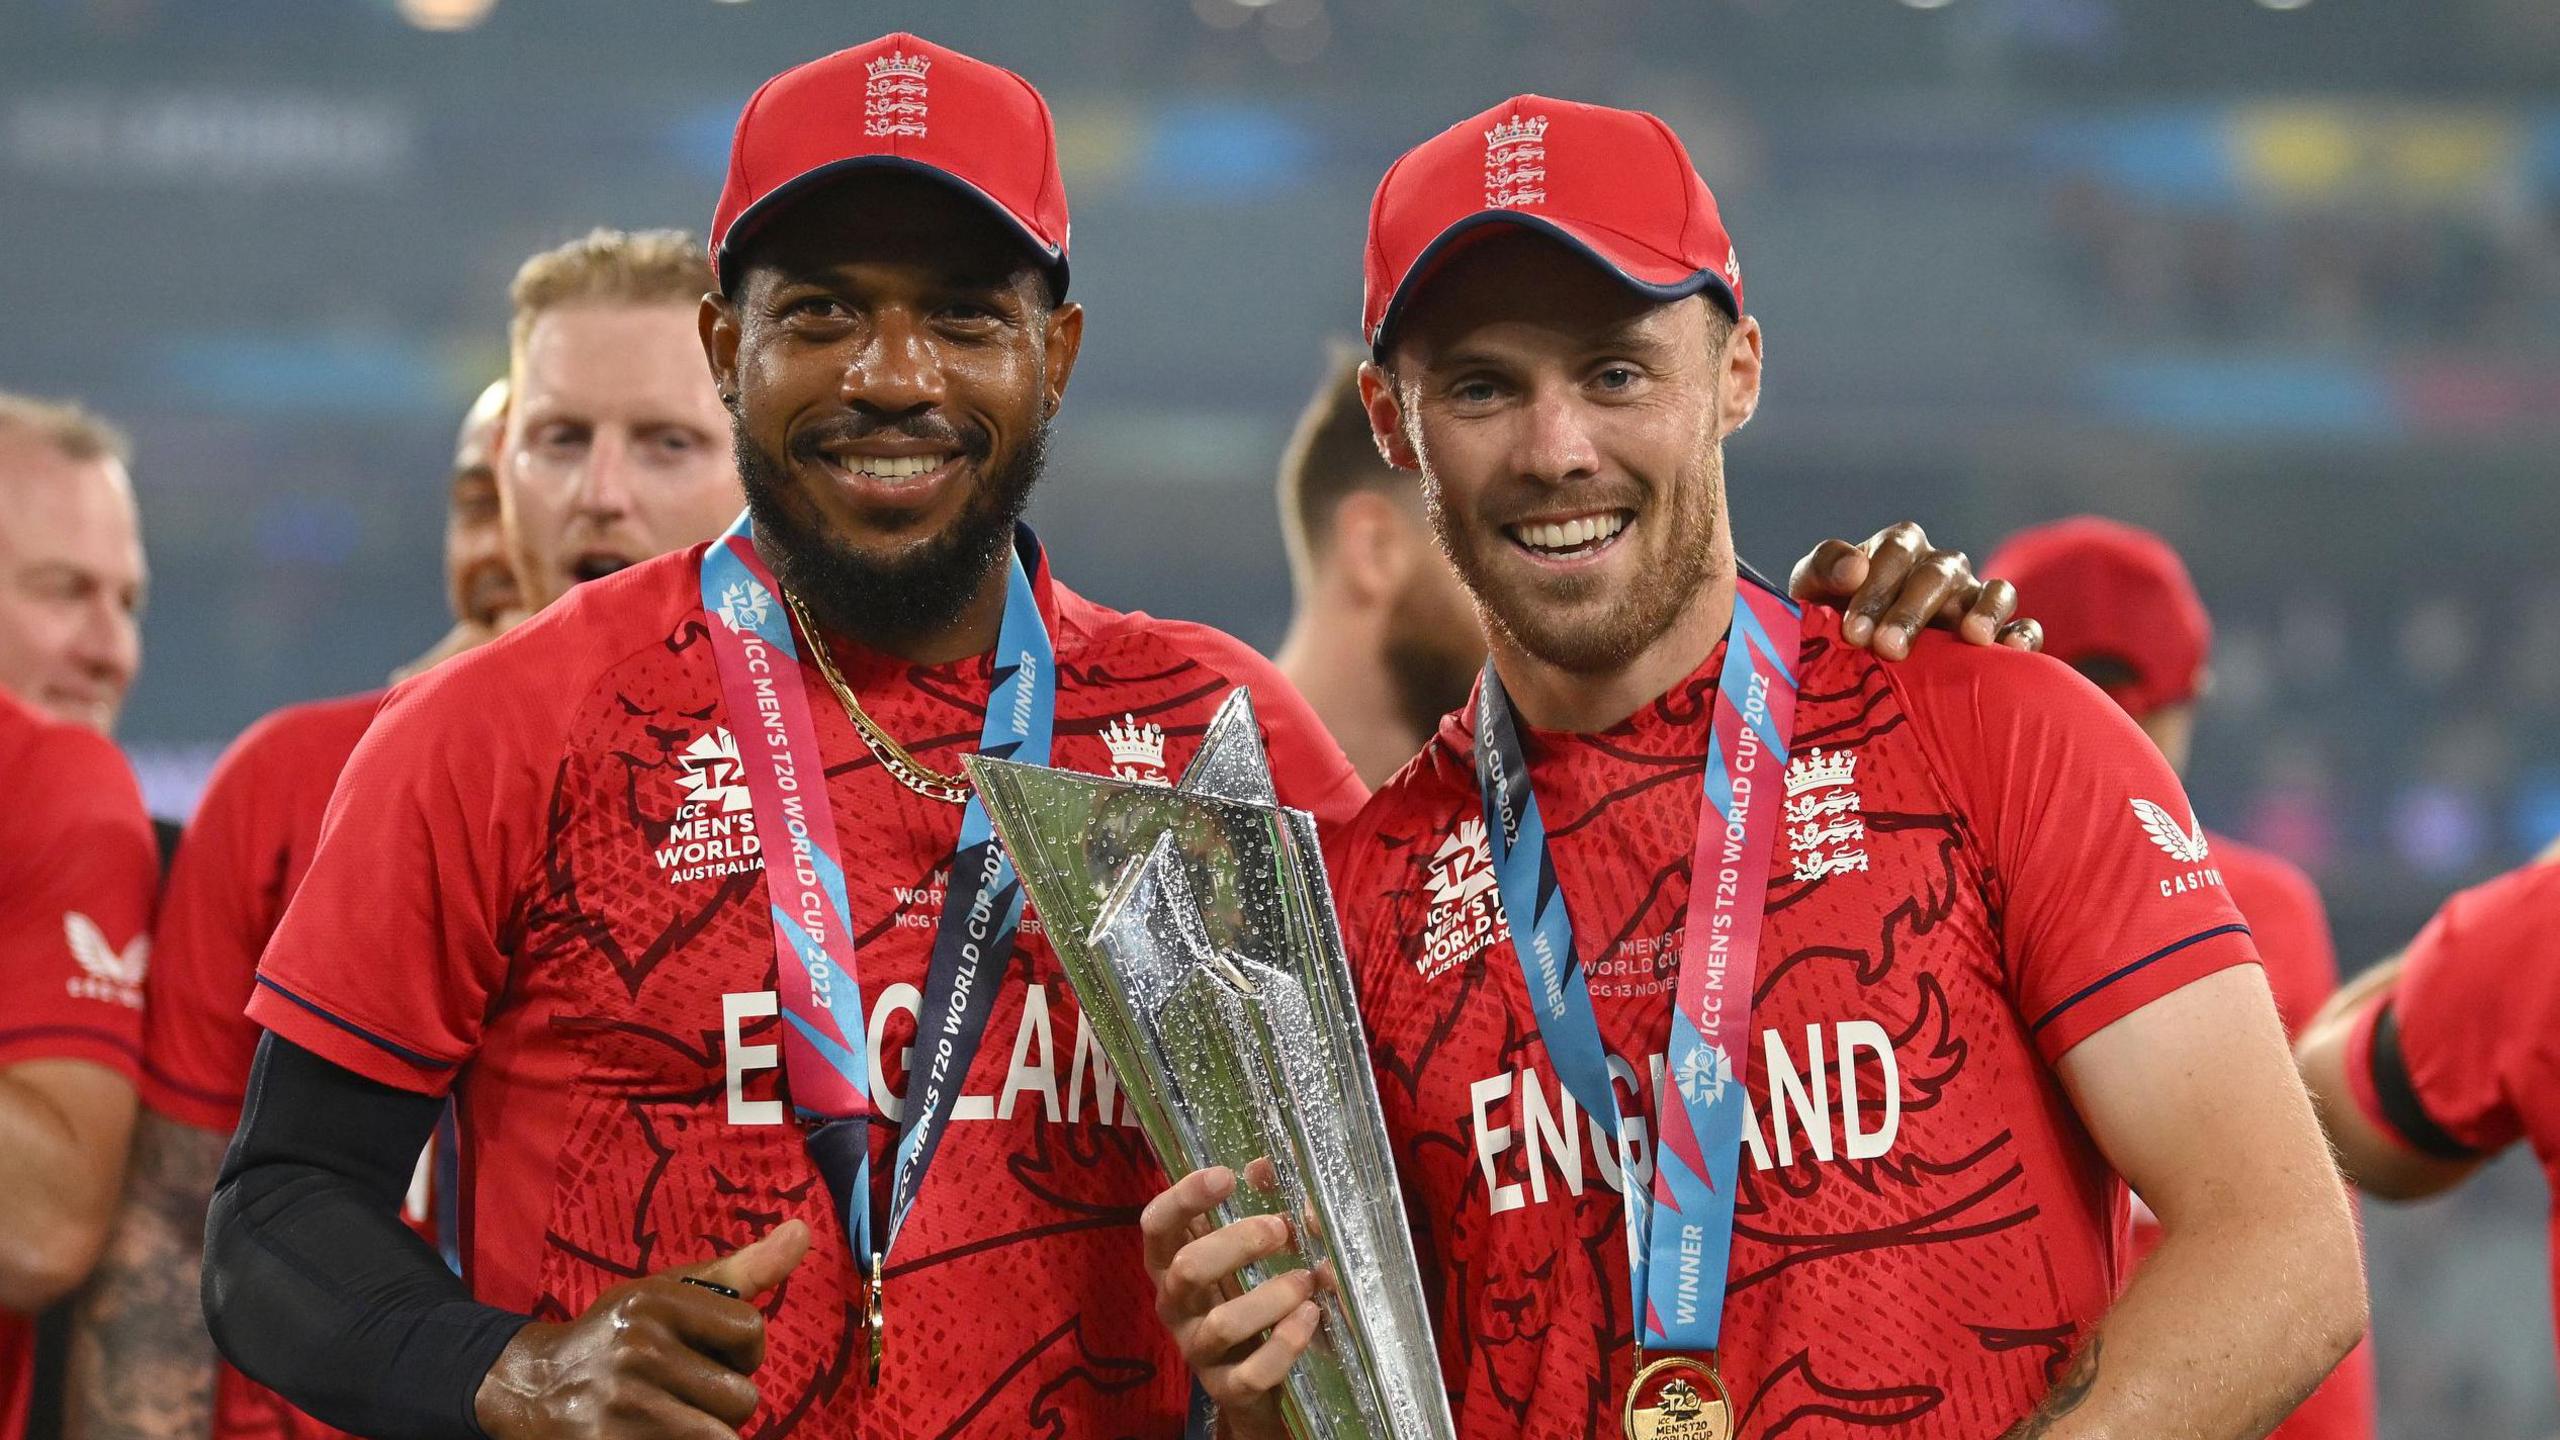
[6,0,2557,1432]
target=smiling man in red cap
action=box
[197,32,1369,1440]
[1985,516,2376,1440]
[1143,98,2363,1440]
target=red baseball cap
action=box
[1985,517,2213,719]
[710,33,1069,297]
[1363,95,1742,357]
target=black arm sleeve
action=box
[204,1034,530,1440]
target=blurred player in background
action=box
[1273,345,1483,788]
[0,686,159,1440]
[1986,516,2375,1440]
[393,378,521,682]
[1274,348,2036,788]
[0,396,144,739]
[1148,95,2362,1440]
[70,231,745,1440]
[2295,851,2560,1386]
[494,227,742,610]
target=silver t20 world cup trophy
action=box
[967,691,1456,1440]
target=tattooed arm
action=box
[66,1113,226,1440]
[2019,968,2366,1440]
[1997,1342,2100,1440]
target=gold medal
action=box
[865,1250,886,1385]
[1624,1354,1733,1440]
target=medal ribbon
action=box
[1474,571,1801,1354]
[698,509,1055,1269]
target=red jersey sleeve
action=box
[141,732,280,1127]
[2212,838,2338,1040]
[142,700,366,1130]
[2371,861,2560,1155]
[1887,635,2258,1064]
[245,656,558,1096]
[1151,620,1369,831]
[0,719,157,1078]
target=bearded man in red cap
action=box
[1144,99,2364,1440]
[1984,516,2376,1440]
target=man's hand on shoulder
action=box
[1791,521,2043,660]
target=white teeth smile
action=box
[1511,512,1630,554]
[837,454,947,479]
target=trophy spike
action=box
[1178,687,1279,806]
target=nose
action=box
[70,595,138,697]
[1513,382,1601,489]
[842,310,949,417]
[569,430,635,520]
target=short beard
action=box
[1426,434,1725,677]
[734,417,1048,653]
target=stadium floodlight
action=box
[395,0,497,30]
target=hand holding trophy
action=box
[968,691,1456,1440]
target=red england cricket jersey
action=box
[0,688,157,1440]
[1326,607,2260,1440]
[146,688,425,1440]
[2353,859,2560,1371]
[2127,834,2372,1440]
[248,543,1364,1440]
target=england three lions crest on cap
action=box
[1483,114,1549,210]
[864,48,931,138]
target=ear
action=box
[1720,313,1764,437]
[1332,489,1420,606]
[700,290,742,410]
[1041,299,1085,419]
[1358,360,1420,471]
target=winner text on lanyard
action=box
[696,510,1055,1384]
[1474,572,1802,1440]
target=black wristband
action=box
[2367,999,2481,1163]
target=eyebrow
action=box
[768,260,1033,299]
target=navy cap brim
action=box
[1369,209,1735,362]
[715,154,1070,299]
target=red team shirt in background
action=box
[0,690,158,1440]
[145,688,406,1440]
[248,543,1365,1440]
[2127,834,2374,1440]
[2353,860,2560,1369]
[1326,608,2263,1440]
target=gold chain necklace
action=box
[781,587,972,805]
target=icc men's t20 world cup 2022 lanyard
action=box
[697,509,1055,1386]
[1474,572,1804,1439]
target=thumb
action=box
[686,1219,813,1299]
[1789,541,1867,602]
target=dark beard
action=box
[734,418,1047,653]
